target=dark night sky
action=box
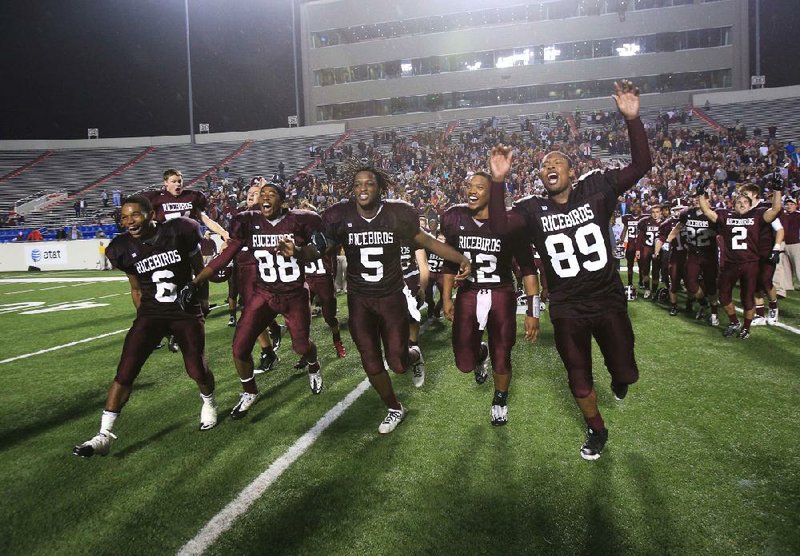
[1,0,797,140]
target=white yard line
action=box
[176,379,371,556]
[0,329,129,365]
[0,277,128,284]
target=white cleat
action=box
[751,316,767,327]
[73,431,117,458]
[308,371,323,395]
[200,400,218,431]
[230,392,260,420]
[767,308,779,325]
[409,345,425,388]
[709,314,720,327]
[378,405,406,434]
[490,404,508,426]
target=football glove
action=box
[178,282,199,312]
[767,249,781,265]
[692,179,708,197]
[770,170,785,191]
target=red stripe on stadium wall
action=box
[690,104,724,132]
[189,140,253,186]
[67,146,157,201]
[296,130,352,176]
[0,150,53,184]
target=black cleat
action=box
[167,335,179,353]
[669,306,678,316]
[580,427,608,461]
[611,382,628,401]
[253,349,277,374]
[723,324,740,337]
[270,325,282,352]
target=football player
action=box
[738,183,784,326]
[655,203,688,316]
[667,194,720,324]
[491,80,652,460]
[280,162,470,433]
[183,181,324,416]
[400,238,430,376]
[441,169,540,426]
[695,180,783,339]
[73,195,217,458]
[424,226,447,321]
[620,202,644,293]
[635,204,662,299]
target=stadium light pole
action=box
[291,0,301,125]
[754,0,761,79]
[185,0,196,144]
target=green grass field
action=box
[1,270,798,555]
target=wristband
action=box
[526,295,541,318]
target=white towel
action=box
[402,284,422,322]
[476,289,492,331]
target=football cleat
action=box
[409,345,425,388]
[723,324,740,337]
[334,339,346,358]
[490,404,508,426]
[625,285,637,301]
[474,342,490,385]
[200,400,218,431]
[643,289,651,300]
[227,316,237,328]
[230,392,260,420]
[270,325,282,352]
[709,314,720,327]
[737,328,751,340]
[695,307,707,320]
[308,370,323,395]
[253,349,277,374]
[669,306,678,316]
[767,308,779,325]
[580,427,608,461]
[294,356,308,370]
[378,405,406,434]
[611,382,628,401]
[73,431,117,458]
[751,316,767,327]
[167,335,179,353]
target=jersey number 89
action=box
[544,223,608,278]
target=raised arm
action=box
[488,145,513,235]
[613,80,652,192]
[200,212,230,241]
[762,188,783,224]
[696,187,718,224]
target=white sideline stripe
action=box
[734,306,800,335]
[4,289,37,295]
[177,379,372,556]
[0,328,129,364]
[0,277,128,284]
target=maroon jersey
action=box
[754,205,779,256]
[208,209,321,294]
[621,213,642,244]
[304,254,336,278]
[142,189,208,223]
[400,240,420,279]
[512,169,627,318]
[658,217,685,251]
[321,200,420,297]
[715,209,763,265]
[636,216,661,250]
[426,248,445,274]
[441,206,534,288]
[679,207,717,255]
[106,217,202,318]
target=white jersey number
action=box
[545,223,608,279]
[254,249,301,283]
[152,269,177,303]
[360,247,384,282]
[464,252,500,283]
[730,226,748,251]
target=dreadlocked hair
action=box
[341,158,393,191]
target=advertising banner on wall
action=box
[24,243,69,267]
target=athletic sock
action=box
[100,410,118,435]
